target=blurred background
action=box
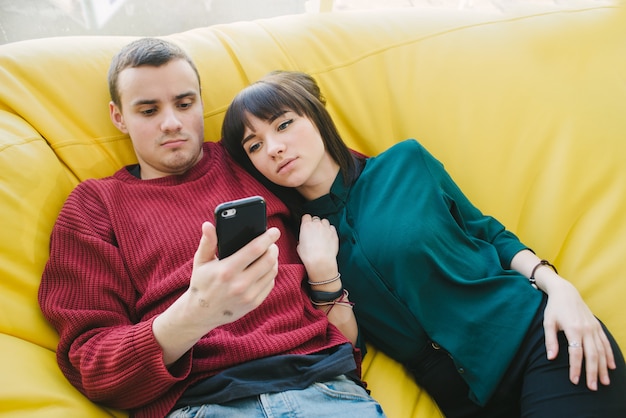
[0,0,613,45]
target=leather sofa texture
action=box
[1,3,625,417]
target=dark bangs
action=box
[222,80,311,168]
[241,81,313,132]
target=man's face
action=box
[109,58,204,179]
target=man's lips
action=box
[161,138,187,148]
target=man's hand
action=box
[188,221,279,324]
[153,222,280,365]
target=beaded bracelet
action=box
[308,273,341,286]
[529,259,558,286]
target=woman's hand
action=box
[542,278,615,390]
[297,214,340,282]
[298,214,358,344]
[511,250,616,390]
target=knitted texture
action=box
[39,141,349,417]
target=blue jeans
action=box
[168,375,386,418]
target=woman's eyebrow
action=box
[268,109,288,123]
[242,132,255,144]
[241,109,289,144]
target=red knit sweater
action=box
[38,141,350,417]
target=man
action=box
[38,38,384,418]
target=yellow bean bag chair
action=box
[1,3,625,417]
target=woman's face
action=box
[241,110,339,200]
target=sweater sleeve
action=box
[414,140,528,268]
[38,182,192,409]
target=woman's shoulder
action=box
[373,139,429,162]
[365,139,445,181]
[380,138,424,154]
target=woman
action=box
[221,71,626,417]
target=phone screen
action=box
[214,196,267,258]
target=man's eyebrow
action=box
[175,91,198,100]
[130,91,197,107]
[131,98,157,106]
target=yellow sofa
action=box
[1,3,625,417]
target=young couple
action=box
[39,38,625,418]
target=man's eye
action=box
[179,102,192,109]
[141,108,156,116]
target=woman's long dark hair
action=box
[222,71,364,228]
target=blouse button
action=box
[431,342,441,350]
[458,368,465,374]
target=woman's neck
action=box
[296,156,339,201]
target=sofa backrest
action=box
[1,4,625,417]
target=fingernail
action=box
[547,350,554,359]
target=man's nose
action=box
[161,108,183,132]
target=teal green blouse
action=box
[303,139,543,405]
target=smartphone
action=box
[214,196,267,259]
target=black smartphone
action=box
[214,196,267,259]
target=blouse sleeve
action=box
[38,182,192,409]
[414,140,528,268]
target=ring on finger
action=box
[568,341,582,349]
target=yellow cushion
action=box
[0,334,125,417]
[1,4,624,417]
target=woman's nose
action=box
[266,137,285,157]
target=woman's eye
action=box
[248,142,261,153]
[277,119,293,131]
[178,101,192,109]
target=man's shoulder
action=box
[205,140,222,152]
[74,169,124,190]
[65,168,132,210]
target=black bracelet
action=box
[529,259,558,286]
[310,288,344,302]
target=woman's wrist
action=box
[532,264,570,294]
[308,271,345,303]
[308,272,341,286]
[306,268,342,292]
[529,259,558,288]
[311,289,355,315]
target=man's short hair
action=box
[108,38,201,108]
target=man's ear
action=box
[109,101,128,133]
